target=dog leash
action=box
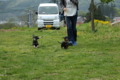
[38,28,60,38]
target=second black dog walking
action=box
[58,36,72,49]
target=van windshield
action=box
[39,6,58,14]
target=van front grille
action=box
[44,22,53,25]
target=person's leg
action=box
[66,17,74,43]
[64,16,67,27]
[71,14,78,45]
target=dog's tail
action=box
[57,41,62,44]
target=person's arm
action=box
[70,0,78,5]
[60,0,67,12]
[60,0,65,9]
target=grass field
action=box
[0,23,120,80]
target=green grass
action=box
[0,23,120,80]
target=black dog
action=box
[58,36,72,49]
[32,35,39,48]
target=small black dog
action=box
[32,35,39,48]
[58,36,72,49]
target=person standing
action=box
[60,0,79,45]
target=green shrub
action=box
[0,23,17,29]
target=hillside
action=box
[0,0,50,20]
[0,0,120,20]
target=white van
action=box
[36,3,60,30]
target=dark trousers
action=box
[66,12,78,42]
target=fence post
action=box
[28,10,33,27]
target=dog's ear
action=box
[37,36,39,39]
[63,36,68,38]
[63,36,68,40]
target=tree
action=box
[91,0,114,32]
[110,3,116,19]
[85,3,105,23]
[100,0,114,3]
[49,0,59,4]
[99,3,116,19]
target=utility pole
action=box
[91,0,95,32]
[28,10,33,27]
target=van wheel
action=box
[38,28,41,30]
[56,28,60,30]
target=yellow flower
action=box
[77,32,80,35]
[94,19,110,25]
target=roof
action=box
[113,17,120,20]
[39,3,58,7]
